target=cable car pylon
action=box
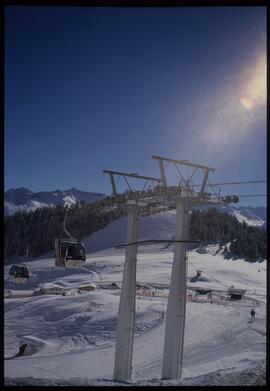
[104,156,239,383]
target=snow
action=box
[4,188,105,216]
[4,200,53,216]
[4,242,266,386]
[83,211,177,254]
[231,209,265,227]
[82,208,265,257]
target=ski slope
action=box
[4,244,266,386]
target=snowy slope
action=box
[83,211,177,254]
[195,204,266,228]
[230,209,265,227]
[4,243,266,386]
[83,207,265,255]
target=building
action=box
[227,287,246,300]
[39,283,66,295]
[107,283,119,290]
[195,288,212,296]
[99,282,119,290]
[78,284,96,292]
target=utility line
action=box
[206,193,266,198]
[188,180,266,187]
[232,194,267,198]
[211,180,267,186]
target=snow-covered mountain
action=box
[4,187,266,229]
[195,204,266,228]
[4,187,106,216]
[230,208,266,228]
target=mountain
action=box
[230,207,266,228]
[4,188,266,229]
[4,187,106,216]
[194,204,266,229]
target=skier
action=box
[207,292,213,301]
[17,343,27,356]
[250,308,256,322]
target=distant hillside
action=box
[4,187,106,216]
[195,204,266,229]
[4,187,266,229]
[4,204,266,264]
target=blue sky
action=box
[5,6,266,206]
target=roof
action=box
[79,284,97,289]
[227,288,246,294]
[100,283,119,289]
[40,283,65,289]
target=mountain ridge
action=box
[4,187,106,216]
[4,187,266,229]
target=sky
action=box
[5,6,266,206]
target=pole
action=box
[158,160,167,187]
[113,204,140,382]
[162,199,190,379]
[63,209,74,240]
[109,173,117,196]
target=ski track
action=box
[4,244,266,385]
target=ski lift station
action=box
[227,287,246,300]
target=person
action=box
[18,343,27,356]
[250,308,255,321]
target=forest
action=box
[4,205,266,263]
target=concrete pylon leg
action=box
[162,200,189,380]
[113,205,139,382]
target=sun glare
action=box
[240,56,266,110]
[202,53,266,148]
[239,97,254,110]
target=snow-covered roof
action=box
[227,288,246,294]
[39,283,65,289]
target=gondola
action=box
[9,264,29,284]
[54,238,86,268]
[54,195,86,268]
